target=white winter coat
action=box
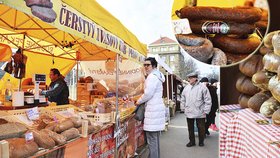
[181,81,212,118]
[137,69,166,131]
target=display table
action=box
[219,104,241,157]
[220,105,280,158]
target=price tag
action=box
[172,19,192,35]
[26,107,39,121]
[25,132,34,143]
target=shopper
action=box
[208,79,219,131]
[181,73,211,147]
[41,68,69,105]
[136,57,165,158]
[199,77,219,135]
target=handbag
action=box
[134,103,145,121]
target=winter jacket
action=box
[137,69,166,131]
[181,81,212,118]
[42,77,69,105]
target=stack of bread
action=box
[175,4,268,65]
[0,113,101,157]
[237,30,280,126]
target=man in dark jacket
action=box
[200,77,219,135]
[42,68,69,105]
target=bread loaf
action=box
[248,91,271,112]
[238,94,252,108]
[70,117,82,128]
[239,54,263,77]
[54,119,74,133]
[260,97,280,117]
[236,75,260,95]
[252,70,275,91]
[61,128,80,141]
[263,53,280,73]
[259,45,273,55]
[41,129,67,145]
[0,122,28,140]
[6,138,38,158]
[263,31,280,49]
[30,129,55,149]
[272,109,280,126]
[268,76,280,102]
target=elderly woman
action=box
[136,57,165,158]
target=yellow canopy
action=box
[0,0,146,89]
[0,43,12,61]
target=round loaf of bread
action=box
[263,31,280,49]
[239,54,263,77]
[236,75,260,95]
[248,91,271,112]
[263,53,280,73]
[252,70,275,91]
[259,45,273,55]
[260,97,280,117]
[238,93,252,108]
[272,109,280,126]
[268,76,280,103]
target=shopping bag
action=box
[134,103,145,121]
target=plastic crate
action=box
[0,111,21,123]
[111,106,136,123]
[45,104,84,118]
[7,107,64,128]
[80,112,111,124]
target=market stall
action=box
[0,0,147,157]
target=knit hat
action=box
[200,77,209,83]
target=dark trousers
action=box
[187,118,205,144]
[205,110,217,132]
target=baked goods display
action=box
[174,2,268,66]
[234,29,280,127]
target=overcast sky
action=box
[96,0,219,75]
[96,0,175,45]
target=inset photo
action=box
[171,0,269,66]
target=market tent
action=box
[0,43,12,61]
[0,0,146,88]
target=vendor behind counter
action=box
[41,68,69,105]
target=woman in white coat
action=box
[136,57,165,158]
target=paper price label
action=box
[172,19,192,35]
[25,132,34,142]
[26,107,39,121]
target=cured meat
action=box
[176,6,262,23]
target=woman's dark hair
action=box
[50,68,61,76]
[145,57,157,68]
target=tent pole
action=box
[114,54,120,158]
[171,74,174,101]
[76,60,79,101]
[166,71,169,104]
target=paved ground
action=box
[137,112,219,158]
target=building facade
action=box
[148,37,184,78]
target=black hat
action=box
[210,78,218,84]
[200,77,209,83]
